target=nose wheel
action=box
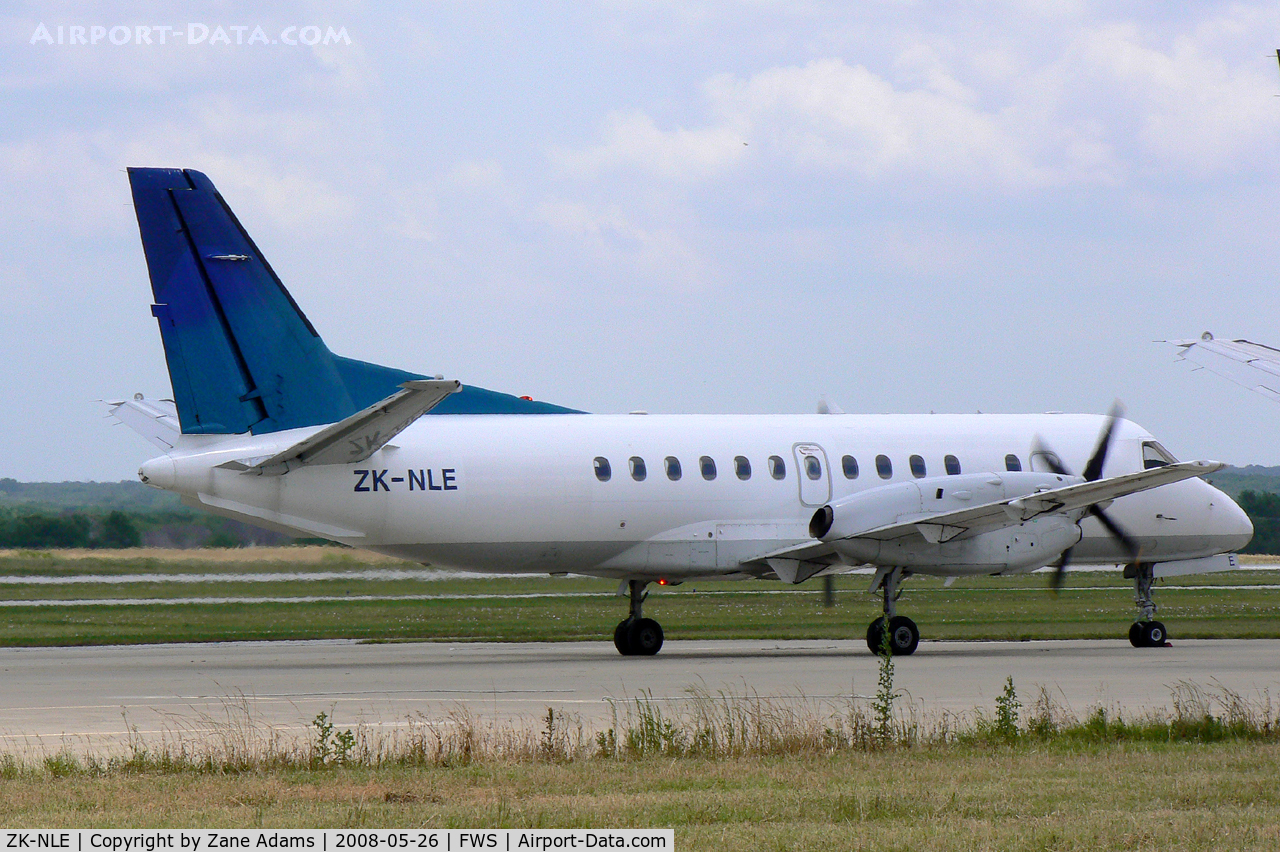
[614,580,664,656]
[1126,563,1170,648]
[1129,620,1169,648]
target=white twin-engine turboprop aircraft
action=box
[113,168,1253,657]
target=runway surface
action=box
[2,638,1277,750]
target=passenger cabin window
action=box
[804,455,823,480]
[944,454,961,475]
[842,455,859,479]
[593,457,611,482]
[665,456,682,481]
[1143,441,1177,470]
[629,456,646,481]
[875,454,893,479]
[909,455,927,478]
[1029,451,1063,473]
[768,455,786,480]
[700,456,717,480]
[734,456,752,480]
[1005,454,1022,472]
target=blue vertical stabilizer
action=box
[128,168,578,434]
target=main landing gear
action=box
[866,567,919,656]
[614,579,664,656]
[1126,562,1170,648]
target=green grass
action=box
[0,549,1277,646]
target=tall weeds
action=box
[3,680,1277,776]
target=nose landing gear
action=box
[614,579,664,656]
[1126,562,1170,648]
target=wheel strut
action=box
[614,579,664,656]
[1127,563,1170,648]
[866,567,919,656]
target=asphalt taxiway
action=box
[2,638,1277,749]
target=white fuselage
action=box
[141,412,1253,580]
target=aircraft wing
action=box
[232,379,461,475]
[759,459,1223,562]
[1170,333,1280,403]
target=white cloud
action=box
[559,57,1067,188]
[1069,22,1280,175]
[535,197,713,289]
[559,12,1280,191]
[555,109,749,180]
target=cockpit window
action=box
[1142,441,1177,470]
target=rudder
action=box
[128,167,578,435]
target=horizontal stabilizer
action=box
[1169,333,1280,402]
[105,396,182,451]
[234,379,461,475]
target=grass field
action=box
[0,547,1277,646]
[3,547,1279,843]
[0,744,1276,849]
[2,684,1279,850]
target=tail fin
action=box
[128,168,576,435]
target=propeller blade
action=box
[1081,402,1124,482]
[1031,438,1072,476]
[1089,505,1140,561]
[1050,546,1073,593]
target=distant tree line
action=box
[1237,490,1280,555]
[0,510,141,549]
[0,507,312,549]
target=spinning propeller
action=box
[1033,403,1142,591]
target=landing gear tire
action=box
[627,617,664,656]
[866,618,887,655]
[888,615,920,656]
[1129,620,1169,648]
[1144,620,1168,647]
[1128,621,1145,648]
[614,618,634,655]
[867,616,919,656]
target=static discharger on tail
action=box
[111,168,1253,656]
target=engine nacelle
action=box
[808,471,1082,575]
[830,514,1082,575]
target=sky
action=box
[3,1,1280,483]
